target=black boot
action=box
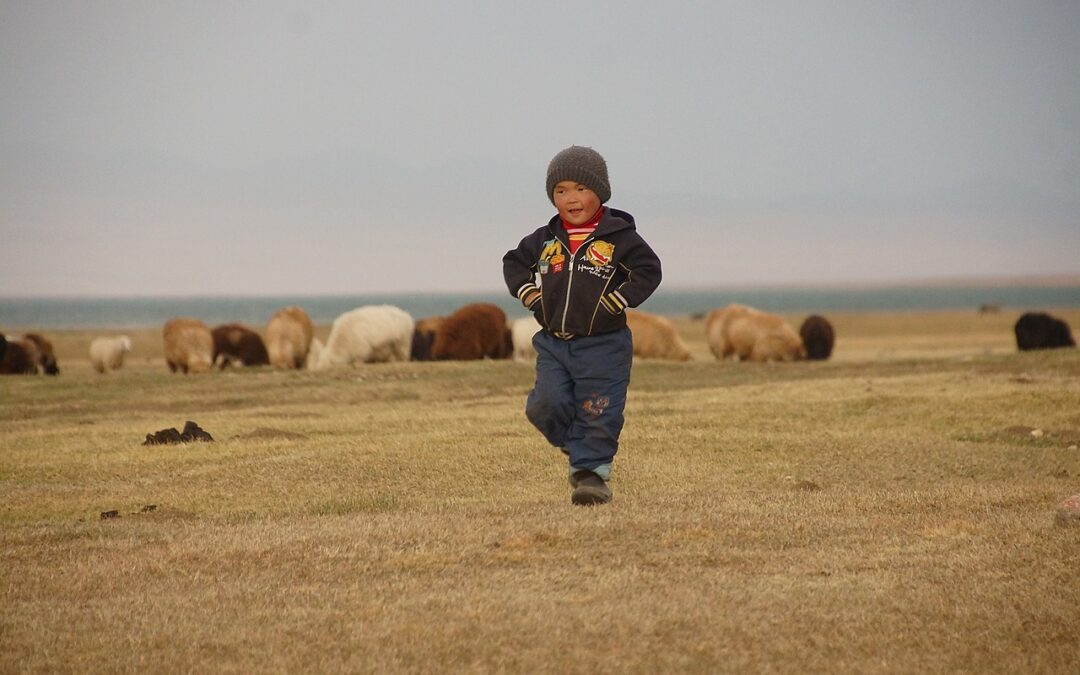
[569,470,612,506]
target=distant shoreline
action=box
[3,283,1079,331]
[3,273,1079,301]
[662,274,1080,293]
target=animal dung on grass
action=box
[705,303,806,362]
[266,305,315,369]
[89,335,133,373]
[1014,312,1076,351]
[314,305,414,369]
[142,421,215,445]
[625,309,692,361]
[431,303,512,361]
[163,318,214,374]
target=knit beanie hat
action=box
[546,145,611,205]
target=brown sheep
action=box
[22,333,59,375]
[626,310,692,361]
[266,306,314,369]
[163,318,213,374]
[1,333,59,375]
[211,324,270,368]
[799,314,835,360]
[410,315,445,361]
[0,336,41,375]
[431,303,511,361]
[705,303,805,362]
[704,304,754,360]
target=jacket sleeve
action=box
[599,234,662,315]
[502,229,544,309]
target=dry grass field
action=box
[3,309,1080,673]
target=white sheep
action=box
[511,315,542,362]
[313,305,414,369]
[89,335,133,374]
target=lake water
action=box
[1,285,1078,329]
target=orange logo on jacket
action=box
[584,240,614,267]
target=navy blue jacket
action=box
[503,208,662,337]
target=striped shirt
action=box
[564,207,604,255]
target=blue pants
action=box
[526,328,633,478]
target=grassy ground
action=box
[3,309,1080,673]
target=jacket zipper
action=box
[560,248,576,335]
[561,235,596,335]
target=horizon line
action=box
[2,273,1079,301]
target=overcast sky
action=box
[2,1,1078,297]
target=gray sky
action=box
[2,1,1078,297]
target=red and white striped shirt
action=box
[563,207,604,255]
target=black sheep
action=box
[799,315,835,360]
[1014,312,1075,351]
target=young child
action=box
[503,146,662,505]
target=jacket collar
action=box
[547,207,636,240]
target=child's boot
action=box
[570,470,612,506]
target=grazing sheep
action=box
[266,306,314,369]
[162,318,214,374]
[89,335,133,374]
[22,333,59,375]
[211,324,269,368]
[625,310,692,361]
[0,336,41,375]
[799,315,835,360]
[314,305,414,369]
[511,315,542,362]
[705,303,805,362]
[704,304,754,360]
[431,303,511,361]
[410,316,445,362]
[1015,312,1075,351]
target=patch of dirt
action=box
[234,427,309,441]
[1055,494,1080,528]
[1058,429,1080,444]
[263,411,324,419]
[999,426,1080,445]
[1001,425,1038,437]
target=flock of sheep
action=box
[160,302,838,374]
[0,304,1073,377]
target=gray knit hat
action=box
[546,145,611,205]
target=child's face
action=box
[552,181,601,226]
